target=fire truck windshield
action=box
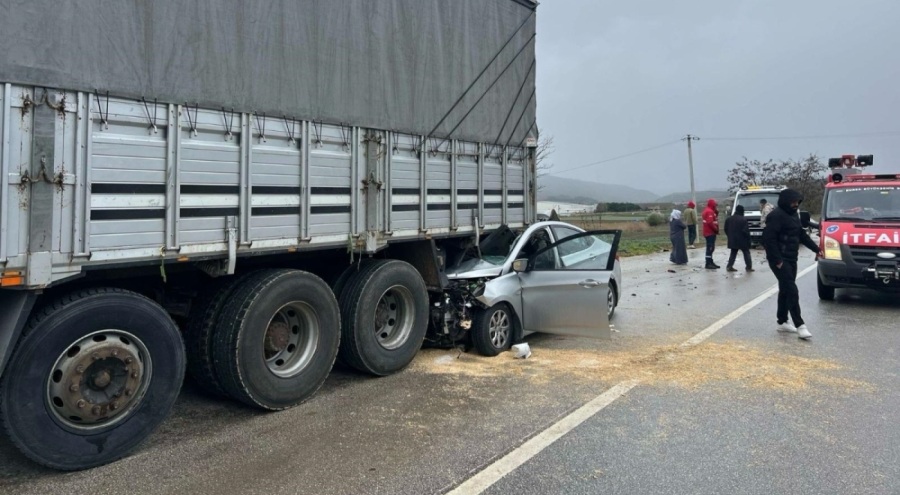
[824,185,900,221]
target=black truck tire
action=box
[338,260,429,376]
[212,269,340,410]
[183,274,250,397]
[0,288,185,471]
[817,274,836,301]
[470,303,515,357]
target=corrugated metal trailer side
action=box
[0,84,535,288]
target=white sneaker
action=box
[796,324,812,340]
[776,322,797,333]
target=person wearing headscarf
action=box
[701,198,720,269]
[761,188,824,340]
[669,209,688,265]
[724,205,752,272]
[682,200,698,248]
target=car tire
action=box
[338,260,429,376]
[0,288,185,470]
[471,304,515,357]
[213,270,340,410]
[817,274,835,301]
[607,280,618,319]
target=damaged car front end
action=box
[427,221,622,356]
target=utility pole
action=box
[683,134,700,207]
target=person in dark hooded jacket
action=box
[761,188,823,340]
[724,204,752,272]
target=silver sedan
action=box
[446,221,622,356]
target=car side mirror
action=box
[799,211,811,228]
[512,258,529,273]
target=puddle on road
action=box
[412,341,874,395]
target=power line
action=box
[704,131,900,142]
[550,139,682,174]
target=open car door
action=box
[517,230,622,338]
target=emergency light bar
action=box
[739,184,785,191]
[828,154,873,168]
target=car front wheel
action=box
[470,304,514,357]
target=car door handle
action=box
[578,279,602,288]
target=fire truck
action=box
[817,154,900,299]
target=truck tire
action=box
[212,270,340,410]
[338,260,429,376]
[0,288,185,471]
[470,303,515,357]
[331,259,376,298]
[817,274,835,301]
[183,275,249,396]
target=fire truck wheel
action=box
[0,288,185,471]
[338,260,429,376]
[817,275,835,300]
[470,303,515,357]
[212,270,340,410]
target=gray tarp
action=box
[0,0,537,145]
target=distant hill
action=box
[538,175,659,204]
[655,190,731,204]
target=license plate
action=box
[750,232,762,236]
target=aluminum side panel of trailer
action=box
[0,85,535,287]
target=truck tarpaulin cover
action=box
[0,0,537,144]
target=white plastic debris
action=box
[511,343,532,359]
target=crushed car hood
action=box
[446,258,505,279]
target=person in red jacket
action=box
[702,198,720,269]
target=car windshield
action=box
[735,192,780,212]
[824,186,900,221]
[480,255,507,266]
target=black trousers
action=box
[687,225,697,245]
[705,235,716,260]
[769,259,804,326]
[727,248,752,269]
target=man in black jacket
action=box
[724,205,753,272]
[761,189,823,340]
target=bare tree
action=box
[726,154,828,213]
[534,131,554,191]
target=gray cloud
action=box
[537,0,900,195]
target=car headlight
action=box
[823,236,842,260]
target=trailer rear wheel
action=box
[212,270,340,410]
[0,288,184,470]
[339,260,428,376]
[183,275,249,396]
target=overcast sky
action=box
[535,0,900,196]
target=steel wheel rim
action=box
[47,329,152,432]
[489,310,511,348]
[373,285,415,350]
[263,302,319,378]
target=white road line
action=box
[446,261,818,495]
[446,381,639,495]
[680,262,817,347]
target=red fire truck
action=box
[817,154,900,299]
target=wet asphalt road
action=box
[0,246,897,494]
